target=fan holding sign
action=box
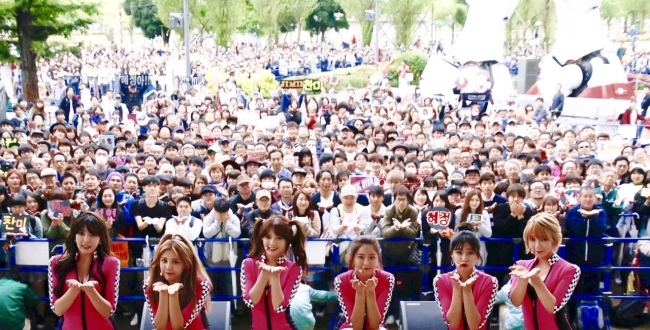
[421,191,457,277]
[454,191,492,263]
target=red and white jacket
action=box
[334,269,395,330]
[433,269,498,330]
[241,257,302,330]
[48,254,120,330]
[509,254,581,330]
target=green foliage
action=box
[123,0,170,43]
[0,0,97,100]
[285,0,318,42]
[338,0,375,46]
[236,70,279,98]
[387,51,428,86]
[249,0,288,46]
[305,0,349,39]
[385,0,427,46]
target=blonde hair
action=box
[523,212,563,254]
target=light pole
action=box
[374,0,379,61]
[183,0,191,82]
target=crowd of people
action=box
[0,37,650,329]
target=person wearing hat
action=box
[392,144,409,157]
[243,157,263,177]
[329,184,364,239]
[242,189,280,238]
[291,167,307,189]
[40,168,59,196]
[229,174,256,225]
[464,166,481,188]
[190,185,219,219]
[194,140,209,158]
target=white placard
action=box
[15,240,50,266]
[306,240,329,265]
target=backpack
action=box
[578,300,604,330]
[610,299,650,328]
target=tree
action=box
[249,0,288,46]
[339,0,374,46]
[0,0,97,102]
[305,0,349,42]
[123,0,171,44]
[384,0,427,46]
[285,0,318,42]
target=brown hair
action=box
[459,190,484,224]
[248,215,308,271]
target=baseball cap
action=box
[237,174,252,185]
[446,185,462,194]
[340,184,358,198]
[41,168,57,177]
[201,185,217,195]
[256,189,272,200]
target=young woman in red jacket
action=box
[509,213,580,330]
[48,212,120,330]
[241,215,307,330]
[433,228,499,330]
[144,233,212,330]
[334,235,395,330]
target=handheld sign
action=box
[350,175,379,195]
[1,214,28,234]
[95,208,118,225]
[425,207,453,231]
[468,213,483,223]
[47,200,71,218]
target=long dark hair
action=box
[53,212,113,298]
[450,230,483,265]
[95,186,118,209]
[346,235,383,270]
[248,215,308,271]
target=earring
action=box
[260,254,267,262]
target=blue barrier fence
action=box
[8,235,650,304]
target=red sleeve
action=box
[275,264,302,313]
[103,257,120,315]
[433,273,453,325]
[375,272,395,324]
[552,264,581,313]
[48,255,62,312]
[143,278,157,328]
[180,278,211,328]
[474,275,499,329]
[241,258,257,308]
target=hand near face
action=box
[364,277,378,293]
[448,273,463,289]
[461,275,477,288]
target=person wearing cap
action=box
[291,167,307,189]
[242,189,280,238]
[328,184,364,242]
[40,167,59,196]
[202,198,241,298]
[191,185,219,219]
[229,174,256,225]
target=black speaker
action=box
[400,300,447,330]
[517,58,540,94]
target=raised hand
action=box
[364,277,378,293]
[351,279,366,293]
[66,279,83,291]
[448,273,463,289]
[461,275,477,288]
[256,261,287,273]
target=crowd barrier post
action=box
[420,243,431,299]
[603,242,615,293]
